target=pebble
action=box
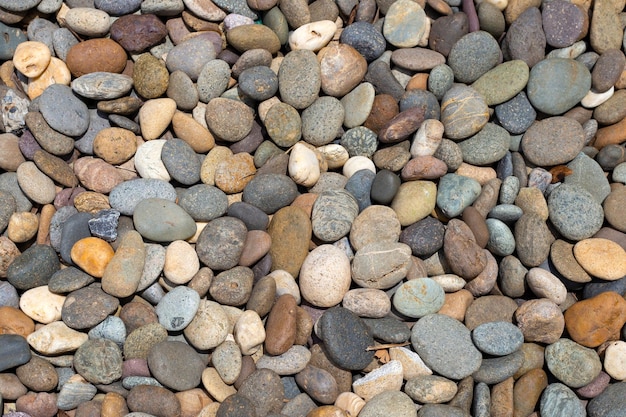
[514,298,564,344]
[448,31,501,84]
[299,244,351,308]
[155,285,200,331]
[393,278,445,318]
[471,321,524,356]
[133,198,196,242]
[411,314,483,380]
[588,381,626,417]
[564,291,626,348]
[440,85,489,140]
[27,321,88,355]
[19,285,64,324]
[147,340,204,391]
[540,383,586,417]
[548,184,605,241]
[545,338,602,388]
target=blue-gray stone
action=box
[564,152,611,204]
[363,317,412,344]
[94,0,142,15]
[0,0,42,12]
[583,276,626,299]
[436,173,482,218]
[155,286,201,332]
[0,281,19,308]
[48,266,95,294]
[471,321,523,356]
[488,204,523,223]
[317,306,375,370]
[26,17,57,53]
[588,381,626,417]
[301,96,345,146]
[52,28,79,62]
[238,66,278,101]
[399,216,445,258]
[88,316,127,348]
[311,189,359,242]
[0,172,32,212]
[49,206,78,252]
[227,201,269,231]
[344,169,376,212]
[178,184,228,222]
[495,92,536,135]
[38,84,90,137]
[527,58,591,115]
[109,178,177,216]
[540,383,586,417]
[339,21,386,62]
[0,190,15,234]
[242,173,298,214]
[399,89,440,120]
[165,36,217,82]
[485,218,516,256]
[213,0,257,18]
[547,183,604,241]
[122,376,163,389]
[472,350,524,384]
[473,382,491,417]
[428,64,455,101]
[458,123,510,166]
[528,168,552,193]
[448,31,500,83]
[161,138,201,185]
[88,209,120,242]
[393,278,445,319]
[545,338,602,388]
[0,335,31,371]
[197,59,231,102]
[75,109,111,155]
[0,22,27,60]
[496,152,513,179]
[340,126,378,158]
[60,212,93,265]
[281,377,303,400]
[7,244,60,291]
[133,198,197,242]
[499,175,520,204]
[411,314,482,380]
[195,216,247,271]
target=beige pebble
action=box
[16,161,56,204]
[134,140,171,181]
[334,392,365,417]
[163,240,200,284]
[7,212,39,243]
[64,7,111,37]
[317,144,349,170]
[288,20,337,51]
[515,187,549,220]
[342,288,392,318]
[410,119,445,157]
[26,321,89,354]
[258,97,281,122]
[352,360,404,402]
[176,388,212,417]
[429,274,466,292]
[200,146,233,186]
[389,346,433,380]
[483,0,508,10]
[13,41,51,78]
[172,111,215,153]
[455,163,497,185]
[526,267,568,305]
[582,86,614,108]
[267,269,301,304]
[574,238,626,280]
[19,286,65,324]
[139,98,177,140]
[343,155,376,178]
[201,367,236,402]
[233,309,266,355]
[300,244,351,308]
[603,341,626,380]
[37,204,56,245]
[289,142,321,187]
[27,57,71,99]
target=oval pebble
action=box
[392,278,445,319]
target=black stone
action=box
[60,212,93,265]
[227,201,270,231]
[7,244,60,291]
[399,216,445,258]
[583,277,626,299]
[0,334,31,372]
[370,169,401,204]
[363,317,411,344]
[48,266,95,294]
[88,209,121,242]
[339,21,386,62]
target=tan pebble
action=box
[13,41,51,78]
[101,392,128,417]
[0,306,35,337]
[27,57,71,99]
[352,360,404,401]
[0,61,20,90]
[73,191,111,214]
[19,286,65,324]
[26,321,89,354]
[430,274,466,292]
[389,346,433,379]
[214,152,257,194]
[574,238,626,280]
[593,115,626,149]
[258,97,281,122]
[342,288,392,318]
[102,230,146,298]
[16,161,56,205]
[515,187,549,220]
[319,42,368,97]
[526,267,568,304]
[197,403,220,417]
[0,133,25,172]
[515,298,564,344]
[407,73,430,90]
[0,236,21,278]
[175,388,212,417]
[239,230,271,267]
[582,86,614,108]
[163,240,200,285]
[138,98,177,140]
[200,146,233,186]
[484,0,508,10]
[300,244,351,308]
[70,237,115,278]
[64,7,111,37]
[306,405,350,417]
[171,111,215,153]
[233,309,266,355]
[289,142,321,187]
[93,127,137,165]
[437,289,474,322]
[201,367,236,402]
[455,163,497,185]
[7,212,38,243]
[334,392,365,417]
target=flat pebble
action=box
[545,338,602,388]
[382,0,427,48]
[351,241,412,289]
[300,244,351,308]
[155,285,200,331]
[540,383,586,417]
[147,340,204,391]
[256,345,311,375]
[472,321,524,356]
[393,278,445,319]
[548,184,605,241]
[448,31,501,83]
[133,198,197,242]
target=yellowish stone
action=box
[70,236,115,278]
[574,238,626,280]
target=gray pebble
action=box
[109,179,177,216]
[38,84,90,137]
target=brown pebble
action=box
[127,385,182,417]
[73,157,126,194]
[462,206,489,248]
[378,106,427,144]
[294,306,314,345]
[443,219,488,280]
[171,111,215,154]
[0,306,35,337]
[33,150,79,188]
[319,43,368,97]
[296,365,339,405]
[36,204,55,246]
[15,392,58,417]
[268,206,313,277]
[120,302,159,334]
[239,230,271,267]
[515,298,564,344]
[513,368,548,417]
[101,392,129,417]
[363,94,399,134]
[175,388,212,417]
[75,400,101,417]
[0,373,27,400]
[93,127,138,165]
[65,38,128,78]
[73,192,111,214]
[564,291,626,348]
[97,97,144,115]
[264,294,298,356]
[438,289,474,322]
[306,405,349,417]
[464,295,519,330]
[309,344,352,394]
[16,356,59,392]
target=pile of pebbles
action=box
[1,0,626,416]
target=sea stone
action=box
[521,117,585,166]
[564,291,626,348]
[440,85,489,140]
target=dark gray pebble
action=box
[339,21,387,62]
[48,266,95,294]
[370,169,401,205]
[399,216,445,258]
[88,209,120,242]
[344,169,376,212]
[7,244,60,291]
[242,173,299,214]
[227,201,270,231]
[0,334,31,372]
[363,316,411,344]
[60,212,93,265]
[179,184,228,222]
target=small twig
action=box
[366,342,410,350]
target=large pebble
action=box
[300,245,351,308]
[393,278,445,318]
[548,184,604,241]
[382,0,428,48]
[351,242,412,289]
[545,338,602,388]
[133,198,197,242]
[440,85,489,140]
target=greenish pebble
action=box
[436,174,482,218]
[393,278,445,319]
[545,338,602,388]
[263,7,289,45]
[486,218,516,256]
[458,123,510,166]
[471,60,530,106]
[133,198,197,242]
[427,64,454,101]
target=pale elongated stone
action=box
[139,98,177,140]
[288,20,336,51]
[289,142,320,187]
[71,72,134,100]
[19,286,65,324]
[27,321,88,354]
[411,119,444,157]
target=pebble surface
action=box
[0,1,626,417]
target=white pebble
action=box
[163,240,200,284]
[19,286,65,324]
[288,142,321,187]
[581,86,614,108]
[604,341,626,380]
[288,20,337,51]
[300,244,351,308]
[267,269,301,304]
[343,155,376,178]
[317,144,349,170]
[233,309,266,355]
[134,139,171,181]
[526,267,567,305]
[411,119,445,157]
